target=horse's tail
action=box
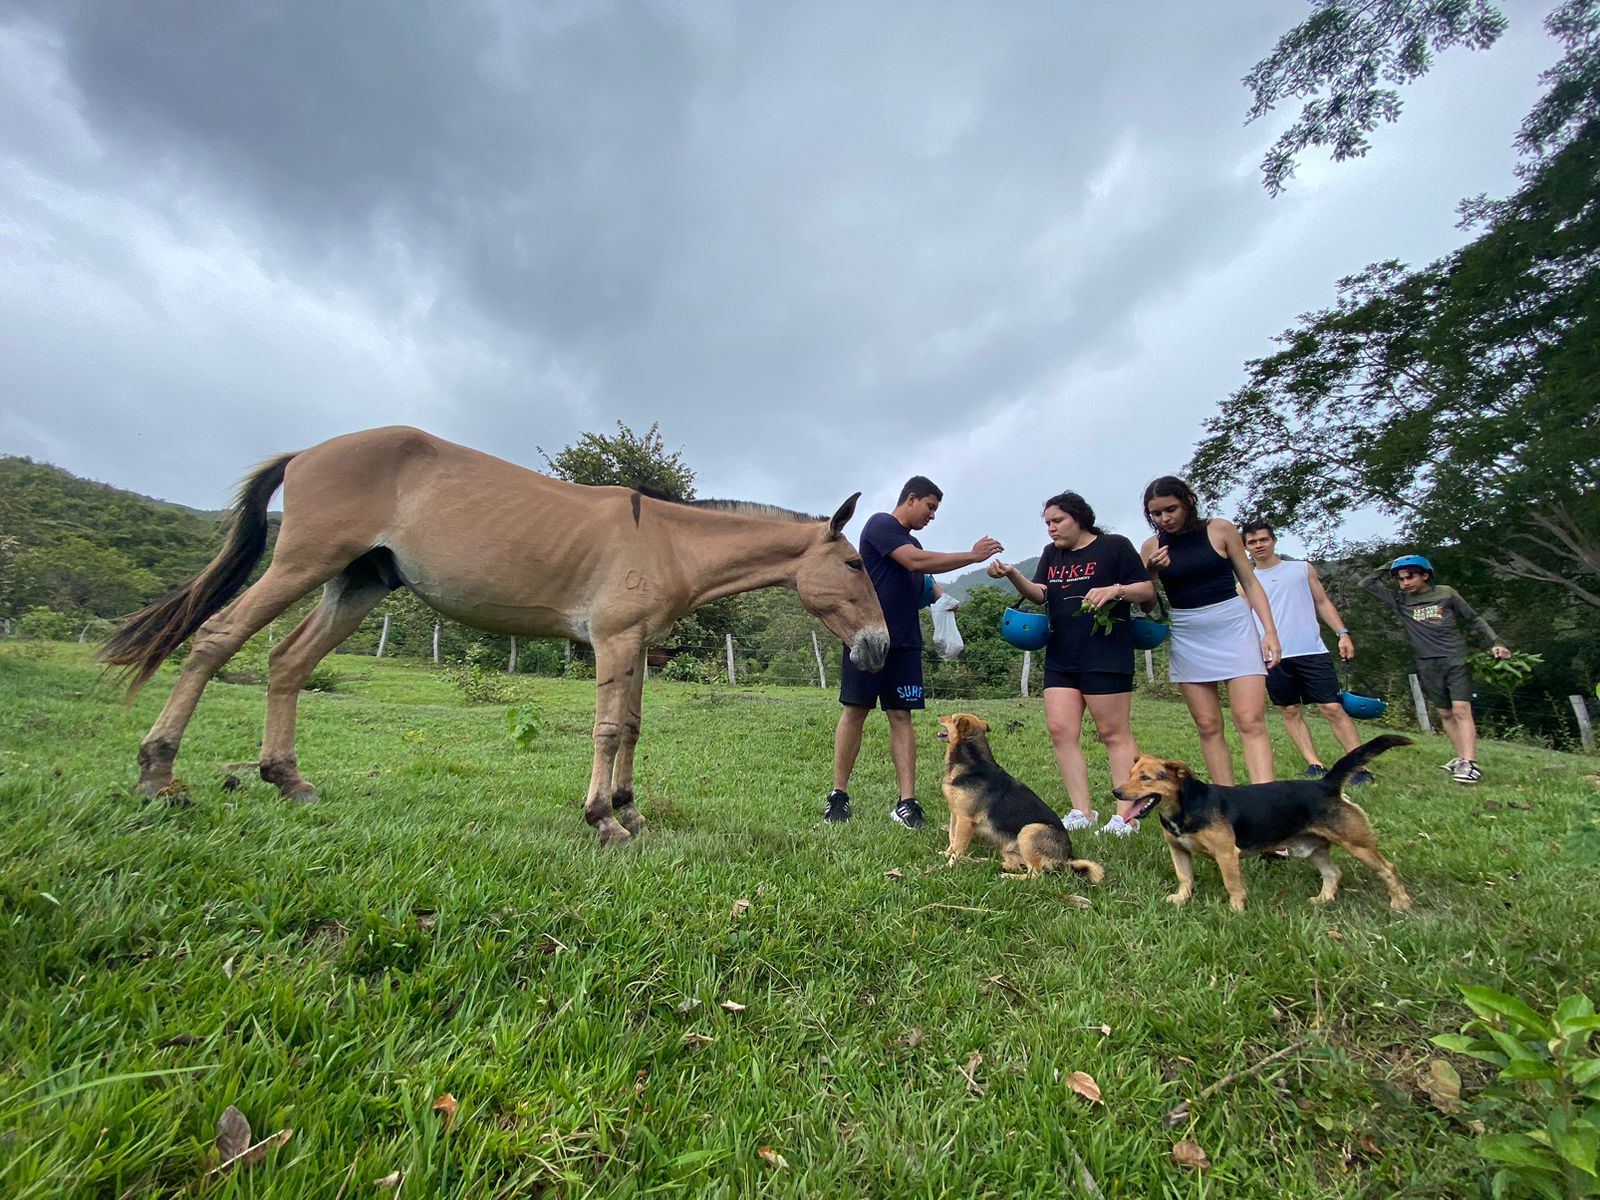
[101,453,297,698]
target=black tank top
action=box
[1158,523,1237,609]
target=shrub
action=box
[15,606,80,641]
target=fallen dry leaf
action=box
[1099,1024,1112,1037]
[674,998,702,1016]
[884,868,904,880]
[901,1027,925,1049]
[957,1051,985,1095]
[215,1106,251,1161]
[1066,1071,1103,1104]
[720,1000,747,1012]
[375,1169,404,1188]
[1064,894,1092,910]
[221,955,236,980]
[757,1146,790,1169]
[1422,1058,1462,1114]
[1326,929,1344,942]
[731,899,751,917]
[1172,1138,1211,1171]
[682,1031,716,1048]
[634,1069,649,1094]
[432,1093,458,1132]
[1357,1133,1380,1156]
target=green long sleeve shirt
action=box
[1360,570,1503,665]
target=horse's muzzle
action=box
[849,627,890,673]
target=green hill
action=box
[0,456,230,617]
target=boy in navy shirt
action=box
[827,476,1002,827]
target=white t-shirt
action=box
[1252,559,1328,660]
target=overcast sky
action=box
[0,1,1558,563]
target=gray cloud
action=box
[0,1,1559,561]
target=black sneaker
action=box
[1349,769,1376,786]
[891,798,927,829]
[824,789,851,822]
[1301,764,1327,779]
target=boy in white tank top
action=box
[1242,522,1374,785]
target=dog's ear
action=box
[977,716,990,733]
[1163,760,1190,783]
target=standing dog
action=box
[938,713,1104,883]
[1113,734,1413,912]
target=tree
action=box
[1247,0,1508,195]
[538,421,696,501]
[1194,3,1600,609]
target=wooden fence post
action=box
[1571,695,1595,751]
[432,622,441,664]
[375,614,391,658]
[1021,651,1032,698]
[268,620,276,645]
[725,633,737,685]
[1408,674,1433,734]
[1144,649,1155,683]
[811,631,828,690]
[507,636,518,673]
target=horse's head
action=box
[796,493,888,672]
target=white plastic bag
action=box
[931,593,964,660]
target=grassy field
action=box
[1,642,1596,1198]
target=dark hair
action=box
[897,475,943,505]
[1142,475,1203,532]
[1042,491,1101,536]
[1241,519,1275,539]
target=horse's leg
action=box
[584,635,645,847]
[609,646,649,838]
[259,563,396,801]
[134,562,334,797]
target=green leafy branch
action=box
[1431,985,1600,1198]
[1076,599,1123,637]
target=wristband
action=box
[1336,628,1350,637]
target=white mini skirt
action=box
[1168,595,1268,684]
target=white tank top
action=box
[1252,559,1328,659]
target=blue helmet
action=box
[1389,554,1434,576]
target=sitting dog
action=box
[1112,734,1414,912]
[937,713,1104,883]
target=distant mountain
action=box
[940,555,1039,603]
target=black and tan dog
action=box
[937,713,1104,883]
[1113,734,1414,912]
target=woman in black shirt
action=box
[1140,476,1281,787]
[989,491,1157,836]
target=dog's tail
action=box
[1324,734,1414,790]
[1068,859,1105,886]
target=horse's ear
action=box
[826,492,861,541]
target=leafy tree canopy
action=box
[538,421,696,501]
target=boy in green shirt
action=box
[1361,555,1510,785]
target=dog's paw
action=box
[1228,897,1248,913]
[1165,892,1190,907]
[1309,893,1335,906]
[1389,894,1414,911]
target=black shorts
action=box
[1042,668,1134,696]
[1418,659,1474,707]
[1265,652,1341,707]
[839,645,925,710]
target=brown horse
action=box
[102,426,889,846]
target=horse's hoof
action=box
[597,819,633,848]
[134,776,172,799]
[616,805,646,837]
[286,786,319,804]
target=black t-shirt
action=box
[1031,534,1147,674]
[860,511,924,649]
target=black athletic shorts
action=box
[839,645,925,711]
[1265,652,1342,707]
[1417,659,1474,707]
[1042,668,1134,696]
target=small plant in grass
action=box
[447,642,515,704]
[506,703,541,750]
[1431,984,1600,1198]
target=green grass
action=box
[1,642,1596,1198]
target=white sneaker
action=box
[1097,815,1140,838]
[1452,759,1482,785]
[1061,809,1097,831]
[1438,757,1464,773]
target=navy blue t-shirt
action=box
[859,511,924,649]
[1031,534,1147,674]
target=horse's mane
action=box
[688,499,824,523]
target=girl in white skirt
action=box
[1140,476,1282,786]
